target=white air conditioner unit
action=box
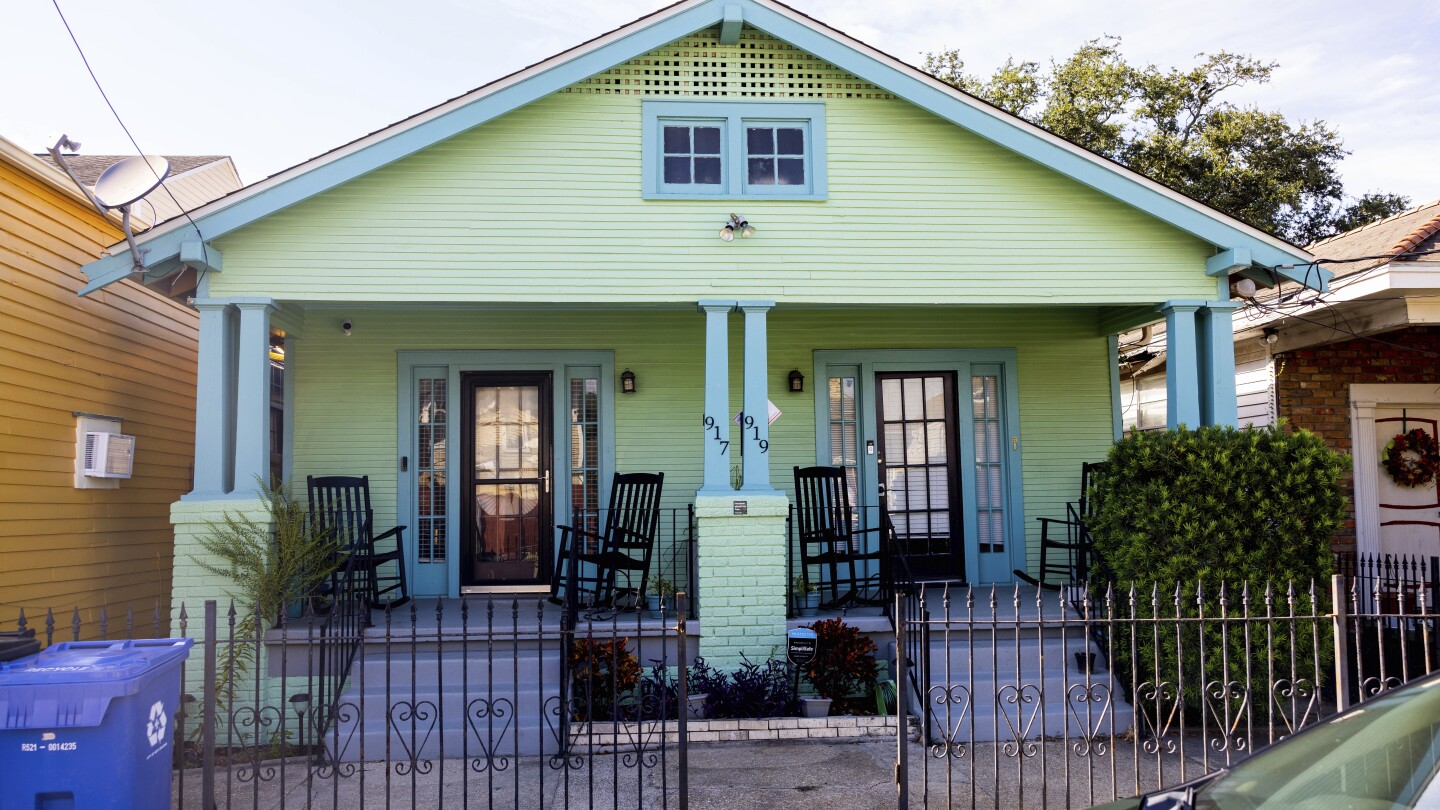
[83,432,136,478]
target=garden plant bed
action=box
[569,715,907,752]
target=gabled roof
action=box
[35,154,228,186]
[77,0,1323,296]
[1307,199,1440,272]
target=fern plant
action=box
[193,478,343,723]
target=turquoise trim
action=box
[1206,247,1251,277]
[812,348,1025,584]
[78,0,1324,295]
[395,350,615,597]
[740,301,778,493]
[184,300,235,499]
[179,241,221,273]
[1107,333,1122,441]
[1199,302,1240,427]
[77,0,730,296]
[699,301,736,495]
[1160,302,1202,429]
[641,100,827,200]
[719,4,742,44]
[736,1,1325,290]
[233,301,275,490]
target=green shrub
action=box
[1088,424,1348,711]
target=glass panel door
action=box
[461,372,552,587]
[876,372,964,581]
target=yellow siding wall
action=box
[0,159,197,627]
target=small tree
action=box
[1088,424,1348,714]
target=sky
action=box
[5,0,1438,206]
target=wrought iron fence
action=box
[892,565,1440,809]
[8,591,691,809]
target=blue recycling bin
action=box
[0,638,193,810]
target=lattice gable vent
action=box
[564,28,894,99]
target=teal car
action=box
[1089,671,1440,809]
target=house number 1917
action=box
[702,416,729,455]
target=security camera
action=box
[342,320,353,336]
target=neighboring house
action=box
[1120,200,1440,558]
[1235,202,1440,559]
[77,0,1324,668]
[0,135,239,626]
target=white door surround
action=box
[1349,384,1440,556]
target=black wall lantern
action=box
[620,369,637,394]
[788,369,804,393]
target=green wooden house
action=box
[80,0,1324,666]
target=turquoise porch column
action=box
[1199,302,1240,427]
[187,300,235,498]
[739,300,779,493]
[1159,301,1203,429]
[233,299,276,490]
[693,299,788,669]
[698,300,735,495]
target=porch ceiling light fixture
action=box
[788,368,804,393]
[1261,327,1279,346]
[719,213,755,242]
[620,369,637,394]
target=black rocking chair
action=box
[307,475,410,610]
[550,472,665,610]
[793,465,889,610]
[1015,461,1109,590]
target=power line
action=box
[1243,297,1440,362]
[51,0,210,288]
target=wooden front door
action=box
[461,372,553,588]
[876,372,965,581]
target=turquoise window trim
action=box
[812,349,1025,584]
[642,100,827,200]
[656,118,728,196]
[396,350,615,597]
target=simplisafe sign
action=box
[787,628,817,667]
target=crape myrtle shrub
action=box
[1088,424,1348,712]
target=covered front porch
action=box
[171,298,1240,666]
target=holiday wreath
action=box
[1382,427,1440,488]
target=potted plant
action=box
[646,574,677,619]
[799,695,832,718]
[791,575,819,617]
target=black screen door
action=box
[876,372,964,581]
[461,372,553,587]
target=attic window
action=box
[642,101,826,200]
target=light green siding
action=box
[208,32,1215,306]
[290,306,1110,574]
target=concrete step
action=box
[325,685,565,761]
[909,633,1134,743]
[352,646,561,689]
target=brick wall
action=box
[692,494,790,669]
[1276,326,1440,551]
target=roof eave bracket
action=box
[719,4,743,45]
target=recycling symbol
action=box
[145,701,167,747]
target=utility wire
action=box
[51,0,210,288]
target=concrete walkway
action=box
[174,735,1211,809]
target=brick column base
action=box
[693,494,789,670]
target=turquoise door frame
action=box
[397,350,615,596]
[811,349,1024,584]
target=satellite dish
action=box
[46,135,171,276]
[93,155,170,208]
